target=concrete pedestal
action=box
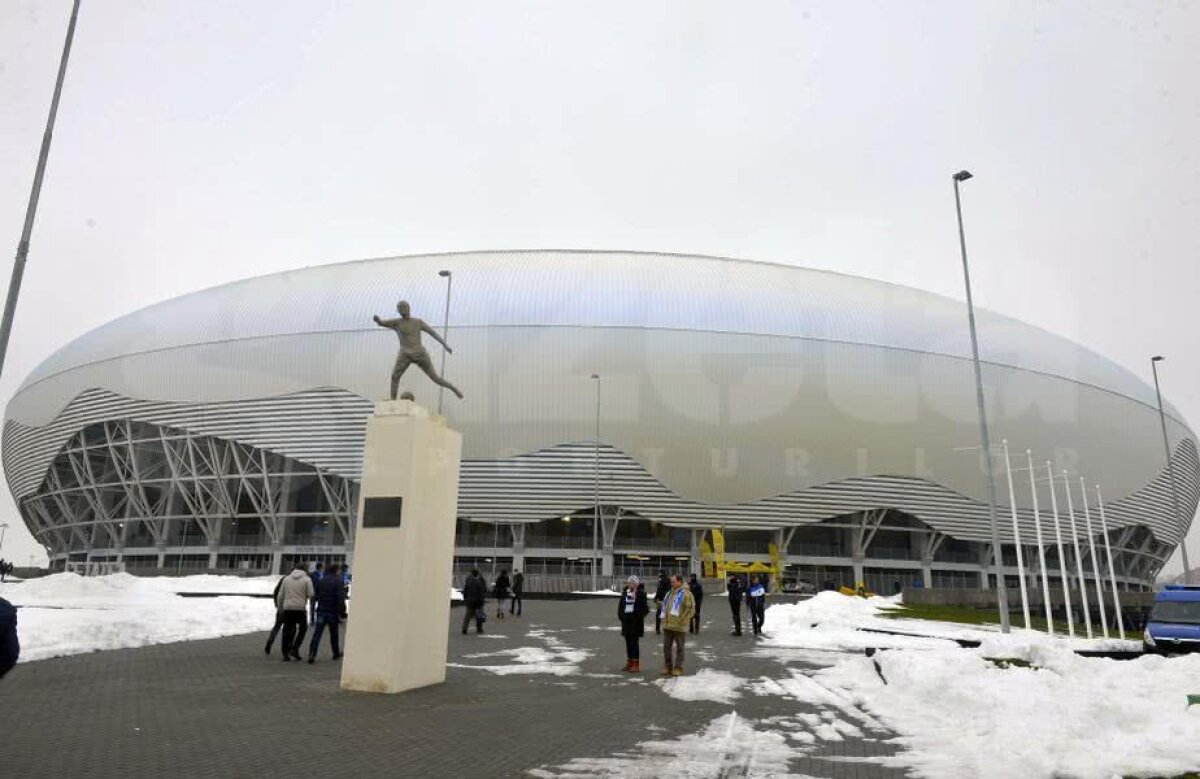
[340,400,462,695]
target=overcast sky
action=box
[1,1,1197,574]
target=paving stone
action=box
[0,599,910,778]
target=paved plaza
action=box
[2,598,909,778]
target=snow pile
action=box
[1,573,276,662]
[655,668,745,703]
[571,588,621,596]
[813,645,1200,778]
[450,587,463,602]
[529,713,803,778]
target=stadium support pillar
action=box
[852,554,864,589]
[156,542,167,570]
[510,524,526,575]
[270,546,283,576]
[978,543,992,589]
[601,512,619,579]
[690,529,703,578]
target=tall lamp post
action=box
[591,373,601,590]
[0,523,9,555]
[1151,356,1191,584]
[437,270,453,415]
[953,169,1011,632]
[1,0,82,380]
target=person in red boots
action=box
[618,575,649,672]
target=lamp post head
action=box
[953,170,973,182]
[1152,355,1164,362]
[438,270,451,278]
[590,373,599,380]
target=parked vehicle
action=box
[781,578,815,595]
[1143,584,1200,655]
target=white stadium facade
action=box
[3,250,1196,593]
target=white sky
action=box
[0,1,1197,574]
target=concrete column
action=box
[921,558,933,588]
[852,554,865,588]
[207,546,219,570]
[270,546,283,576]
[689,529,703,578]
[978,543,991,589]
[510,524,526,575]
[155,542,167,569]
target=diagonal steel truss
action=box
[19,419,357,559]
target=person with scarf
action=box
[658,574,695,676]
[617,575,649,672]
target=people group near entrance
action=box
[263,562,764,677]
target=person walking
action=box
[0,596,18,679]
[493,570,511,621]
[688,573,705,634]
[308,562,324,625]
[308,564,347,663]
[276,562,314,662]
[263,572,288,655]
[618,576,649,672]
[726,574,745,636]
[461,569,487,634]
[510,570,524,617]
[659,574,695,676]
[747,575,767,636]
[653,571,670,635]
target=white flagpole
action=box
[1002,440,1032,630]
[1078,477,1109,638]
[1027,451,1052,634]
[1046,461,1074,637]
[1095,486,1125,639]
[1063,470,1093,638]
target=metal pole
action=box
[953,171,1010,633]
[437,270,452,415]
[1151,357,1191,584]
[0,0,82,379]
[1095,486,1125,639]
[1063,470,1093,638]
[1079,477,1109,638]
[1046,461,1075,637]
[0,523,8,556]
[1027,451,1053,635]
[591,373,600,591]
[1002,441,1032,630]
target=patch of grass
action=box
[879,602,1121,637]
[983,657,1034,670]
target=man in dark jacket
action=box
[653,571,670,634]
[688,574,705,634]
[509,570,524,617]
[746,575,767,636]
[461,569,487,634]
[308,564,347,663]
[727,574,745,636]
[0,597,18,679]
[264,573,288,655]
[308,562,324,624]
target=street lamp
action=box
[437,270,453,415]
[953,169,1011,633]
[1151,356,1191,584]
[591,373,601,590]
[0,523,8,555]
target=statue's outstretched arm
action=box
[422,321,452,353]
[373,315,399,328]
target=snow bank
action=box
[762,591,1140,653]
[1,573,278,662]
[814,645,1200,778]
[570,588,621,596]
[451,630,591,676]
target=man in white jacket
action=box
[276,562,315,662]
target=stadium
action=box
[3,250,1196,593]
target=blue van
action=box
[1143,585,1200,654]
